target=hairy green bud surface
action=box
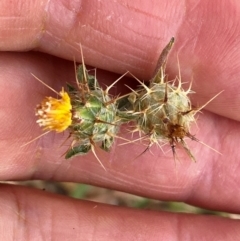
[118,38,200,160]
[66,64,119,160]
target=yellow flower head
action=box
[36,88,72,132]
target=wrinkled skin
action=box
[1,0,240,240]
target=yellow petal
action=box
[36,89,72,132]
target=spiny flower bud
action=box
[118,38,220,160]
[65,64,119,160]
[35,62,120,169]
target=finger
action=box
[168,0,240,121]
[1,184,240,241]
[1,0,176,77]
[1,0,240,120]
[1,52,240,215]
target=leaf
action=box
[65,145,91,159]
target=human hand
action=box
[1,0,240,240]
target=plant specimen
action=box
[34,39,221,166]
